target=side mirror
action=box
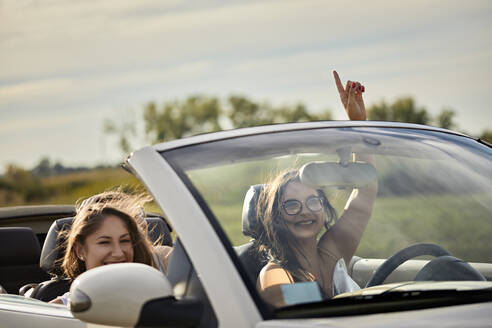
[70,263,173,327]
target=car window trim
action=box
[163,152,274,320]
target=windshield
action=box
[162,126,492,314]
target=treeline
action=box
[31,158,90,177]
[105,95,492,154]
[0,165,48,204]
[2,94,490,206]
[0,159,120,205]
[105,95,333,153]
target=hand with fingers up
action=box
[333,70,366,121]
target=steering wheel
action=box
[365,243,486,287]
[365,243,451,287]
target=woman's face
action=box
[76,214,134,271]
[281,182,325,240]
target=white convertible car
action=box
[1,121,491,327]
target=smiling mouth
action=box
[104,261,126,265]
[295,220,316,227]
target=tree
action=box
[368,97,430,125]
[141,95,333,145]
[479,130,492,143]
[435,108,456,130]
[104,112,137,154]
[1,164,48,202]
[143,95,222,143]
[367,100,391,121]
[227,95,332,128]
[227,95,271,128]
[105,94,331,154]
[275,103,332,123]
[31,157,52,177]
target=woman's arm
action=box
[49,291,70,305]
[49,297,63,304]
[318,72,378,264]
[319,154,377,265]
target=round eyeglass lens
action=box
[283,200,302,215]
[306,197,323,212]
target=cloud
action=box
[0,0,491,169]
[3,0,488,80]
[0,78,73,100]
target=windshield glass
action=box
[162,126,492,313]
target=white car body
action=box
[1,121,491,327]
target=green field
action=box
[2,166,490,263]
[184,158,491,263]
[0,167,162,214]
[206,194,491,263]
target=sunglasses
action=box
[282,195,323,216]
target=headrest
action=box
[241,184,264,239]
[415,255,486,281]
[0,227,41,265]
[40,216,172,276]
[146,217,173,246]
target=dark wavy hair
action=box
[255,170,337,282]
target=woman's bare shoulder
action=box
[258,262,293,289]
[262,262,283,271]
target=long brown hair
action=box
[255,170,337,281]
[61,190,155,280]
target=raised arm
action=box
[318,71,378,264]
[320,154,377,265]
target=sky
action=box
[1,0,491,171]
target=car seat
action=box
[234,184,268,284]
[25,215,173,301]
[165,238,218,328]
[0,227,50,294]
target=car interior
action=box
[0,175,490,327]
[0,209,219,328]
[235,184,267,283]
[0,214,172,298]
[0,227,51,294]
[235,183,492,292]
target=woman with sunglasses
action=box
[255,71,378,307]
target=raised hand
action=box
[333,70,366,121]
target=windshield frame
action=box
[162,148,275,319]
[160,123,492,318]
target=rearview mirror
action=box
[300,161,377,188]
[70,263,173,327]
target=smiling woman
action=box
[49,190,172,305]
[75,213,135,270]
[255,154,377,306]
[251,71,378,306]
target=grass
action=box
[3,165,490,263]
[40,168,142,204]
[184,157,492,263]
[358,194,491,262]
[207,193,491,263]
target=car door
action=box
[0,294,87,328]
